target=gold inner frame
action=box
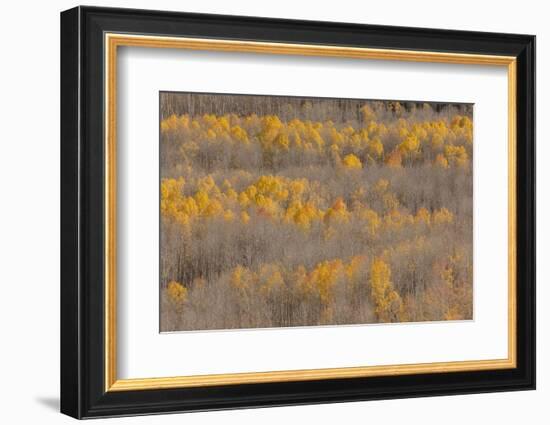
[104,33,517,392]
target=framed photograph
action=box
[60,6,535,419]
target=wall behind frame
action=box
[0,1,543,424]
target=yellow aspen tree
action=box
[360,104,377,122]
[223,209,235,222]
[370,258,403,322]
[415,207,431,225]
[434,153,449,169]
[342,153,362,170]
[240,211,250,224]
[167,281,188,303]
[367,137,384,158]
[399,133,420,153]
[433,208,454,225]
[324,197,350,223]
[444,145,469,167]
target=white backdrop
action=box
[118,47,508,379]
[0,1,546,424]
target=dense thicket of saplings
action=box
[159,95,473,331]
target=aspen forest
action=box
[159,92,473,332]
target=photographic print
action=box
[159,92,473,332]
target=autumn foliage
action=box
[159,94,473,331]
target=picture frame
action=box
[60,5,535,419]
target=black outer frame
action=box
[60,5,536,419]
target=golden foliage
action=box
[370,258,404,322]
[160,109,472,170]
[167,281,188,303]
[434,153,449,169]
[433,208,454,225]
[445,145,469,168]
